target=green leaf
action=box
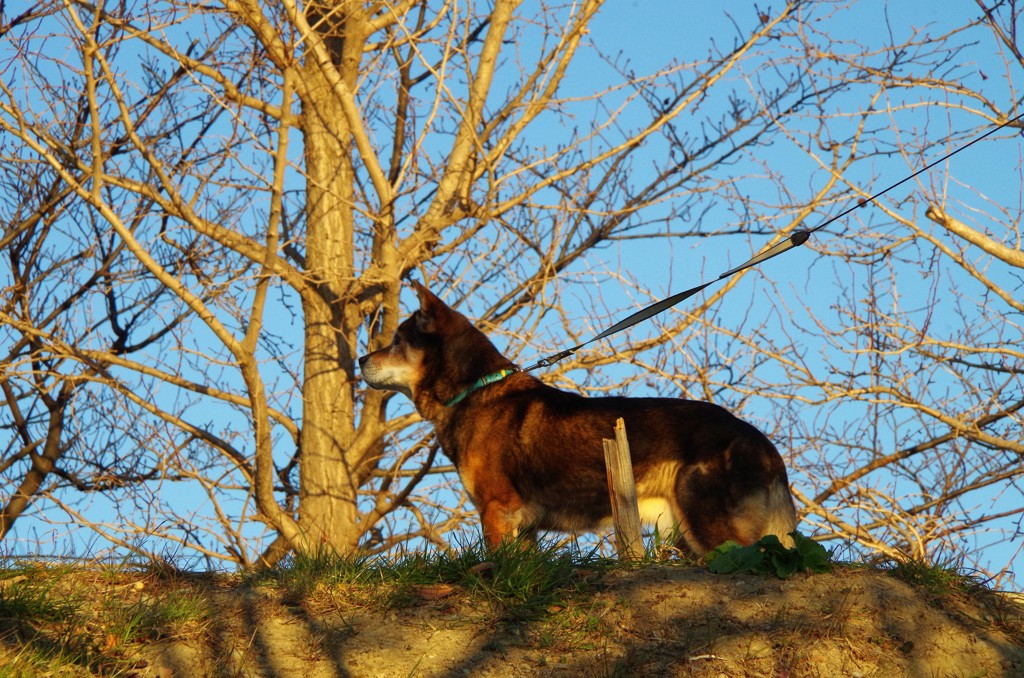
[706,531,833,578]
[705,540,743,565]
[707,541,768,575]
[791,531,832,573]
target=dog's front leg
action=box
[478,494,527,548]
[460,454,530,548]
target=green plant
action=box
[0,572,76,626]
[705,532,833,578]
[259,546,383,602]
[269,536,613,622]
[0,568,108,674]
[107,588,209,645]
[461,540,607,621]
[881,557,982,599]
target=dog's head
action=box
[358,281,483,401]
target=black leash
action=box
[520,111,1024,373]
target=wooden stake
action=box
[603,418,644,561]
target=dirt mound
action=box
[141,566,1023,677]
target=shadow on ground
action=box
[143,565,1024,677]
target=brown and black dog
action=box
[359,282,797,554]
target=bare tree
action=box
[681,1,1024,586]
[0,1,1020,585]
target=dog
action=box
[359,281,797,554]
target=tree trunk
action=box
[297,5,366,555]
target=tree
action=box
[0,1,1021,586]
[769,2,1023,585]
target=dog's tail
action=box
[762,479,798,548]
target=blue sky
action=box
[1,0,1021,588]
[545,0,1023,585]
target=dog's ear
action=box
[411,281,447,334]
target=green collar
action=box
[444,369,517,407]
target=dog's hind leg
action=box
[723,485,796,548]
[672,434,798,554]
[672,481,797,555]
[759,479,798,547]
[637,498,682,544]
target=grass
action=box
[260,537,616,622]
[0,559,211,676]
[0,540,1018,676]
[0,565,97,676]
[857,554,1024,647]
[881,555,985,598]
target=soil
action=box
[136,565,1024,677]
